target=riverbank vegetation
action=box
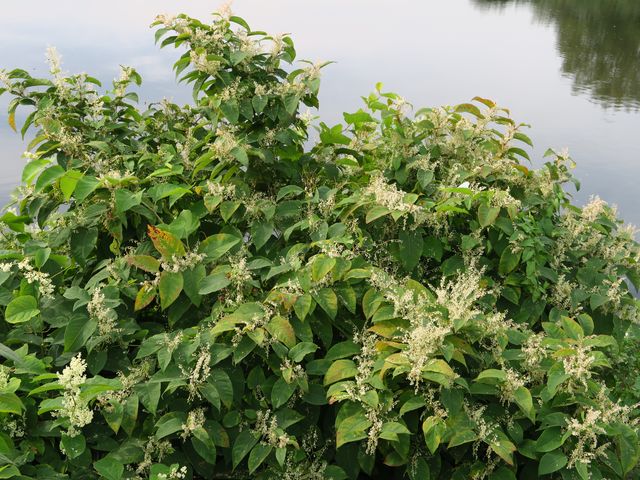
[0,9,638,480]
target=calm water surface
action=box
[0,0,638,225]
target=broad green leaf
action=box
[134,284,156,311]
[324,359,357,386]
[0,392,24,414]
[397,229,423,271]
[272,377,296,409]
[199,233,241,260]
[127,255,160,273]
[114,189,142,214]
[336,413,370,448]
[94,456,124,480]
[538,451,568,475]
[535,427,566,452]
[5,295,39,324]
[478,203,500,228]
[312,255,336,282]
[71,227,98,265]
[159,271,183,309]
[499,247,520,275]
[60,170,83,200]
[232,430,258,470]
[199,271,231,295]
[312,288,338,319]
[61,433,86,459]
[35,165,65,192]
[248,443,272,474]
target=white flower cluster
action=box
[184,347,211,401]
[0,69,10,89]
[114,66,134,97]
[157,466,188,480]
[211,127,239,161]
[499,368,529,405]
[363,172,420,215]
[134,437,174,478]
[227,253,252,287]
[231,303,274,348]
[521,333,547,380]
[561,343,595,391]
[280,358,307,384]
[189,51,221,76]
[434,264,486,328]
[17,258,55,298]
[206,180,236,199]
[57,354,93,438]
[581,195,616,223]
[254,409,290,449]
[160,251,206,274]
[45,46,66,90]
[343,330,377,401]
[87,286,119,337]
[181,408,206,439]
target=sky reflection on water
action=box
[0,0,638,226]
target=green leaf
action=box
[312,255,336,282]
[312,288,338,319]
[251,221,273,250]
[538,451,568,475]
[134,284,156,311]
[61,433,86,459]
[60,170,83,200]
[248,443,273,474]
[535,427,566,452]
[448,429,478,448]
[498,247,520,275]
[288,342,318,362]
[128,255,160,273]
[324,359,357,385]
[199,271,231,295]
[64,314,97,352]
[0,466,21,479]
[397,229,423,271]
[5,295,39,324]
[191,428,217,464]
[232,430,258,470]
[71,227,99,265]
[272,377,296,409]
[0,392,24,414]
[159,271,183,310]
[293,294,313,321]
[114,189,142,214]
[94,456,124,480]
[74,175,100,201]
[199,233,241,260]
[513,386,535,422]
[336,413,370,448]
[267,316,296,348]
[478,203,500,228]
[221,99,239,123]
[35,165,65,192]
[366,205,391,223]
[155,412,186,439]
[422,416,445,454]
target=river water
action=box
[0,0,638,226]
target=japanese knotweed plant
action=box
[0,7,639,480]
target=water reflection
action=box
[473,0,640,110]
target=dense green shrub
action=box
[0,8,638,480]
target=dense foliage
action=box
[0,9,638,480]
